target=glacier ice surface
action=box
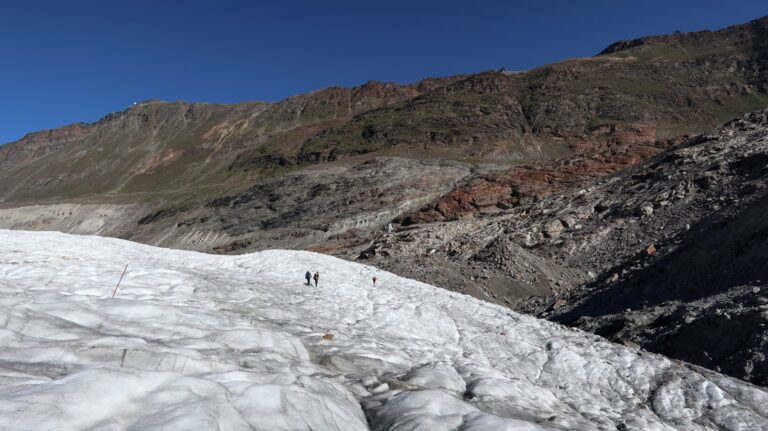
[0,230,767,430]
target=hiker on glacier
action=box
[305,271,312,286]
[313,271,319,287]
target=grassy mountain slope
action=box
[0,79,456,204]
[298,16,768,163]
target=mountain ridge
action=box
[3,16,768,206]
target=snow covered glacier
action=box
[1,230,767,430]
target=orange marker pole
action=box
[112,263,129,298]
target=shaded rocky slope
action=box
[339,108,768,386]
[153,157,473,252]
[544,110,768,385]
[0,158,473,253]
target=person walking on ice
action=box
[313,271,319,287]
[305,271,312,286]
[372,276,377,287]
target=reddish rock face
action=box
[402,122,684,224]
[351,77,464,100]
[0,123,94,164]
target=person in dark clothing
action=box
[313,271,319,287]
[305,271,312,286]
[372,276,377,287]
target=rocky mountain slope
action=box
[2,230,768,430]
[343,108,768,387]
[546,110,768,386]
[0,158,475,252]
[0,78,457,203]
[299,16,768,163]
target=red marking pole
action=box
[112,263,129,298]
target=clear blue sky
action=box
[1,0,766,144]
